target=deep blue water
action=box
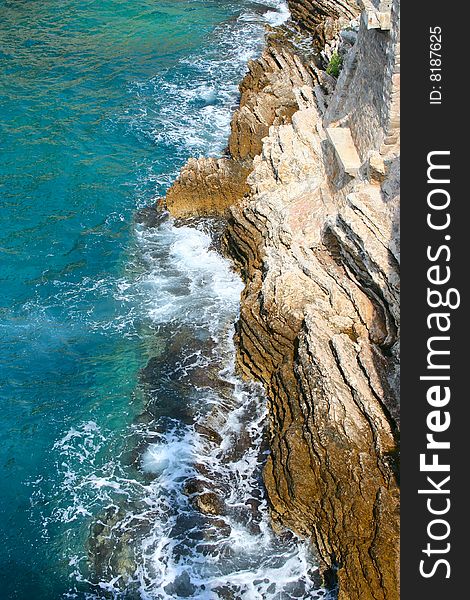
[0,1,328,598]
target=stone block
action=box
[359,0,392,30]
[325,127,362,177]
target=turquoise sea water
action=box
[0,1,328,598]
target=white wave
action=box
[130,362,327,599]
[135,220,243,333]
[141,432,195,478]
[261,0,291,26]
[39,227,331,598]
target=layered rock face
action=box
[288,0,360,47]
[164,1,400,599]
[166,157,251,218]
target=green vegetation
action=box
[326,52,343,78]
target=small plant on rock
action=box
[326,52,343,78]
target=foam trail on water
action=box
[39,218,331,599]
[136,222,244,332]
[106,220,330,599]
[32,1,336,597]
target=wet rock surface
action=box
[194,423,223,445]
[88,506,147,592]
[191,491,227,516]
[134,203,169,228]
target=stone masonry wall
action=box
[324,0,400,157]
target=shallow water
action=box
[1,1,331,597]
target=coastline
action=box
[83,3,332,597]
[0,0,400,596]
[3,1,327,596]
[161,1,401,599]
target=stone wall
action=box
[324,0,400,156]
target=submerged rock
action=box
[134,203,169,228]
[163,571,196,597]
[88,507,139,588]
[194,422,223,445]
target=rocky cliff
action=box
[163,1,400,598]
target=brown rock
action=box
[287,0,360,48]
[192,492,226,516]
[166,157,251,218]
